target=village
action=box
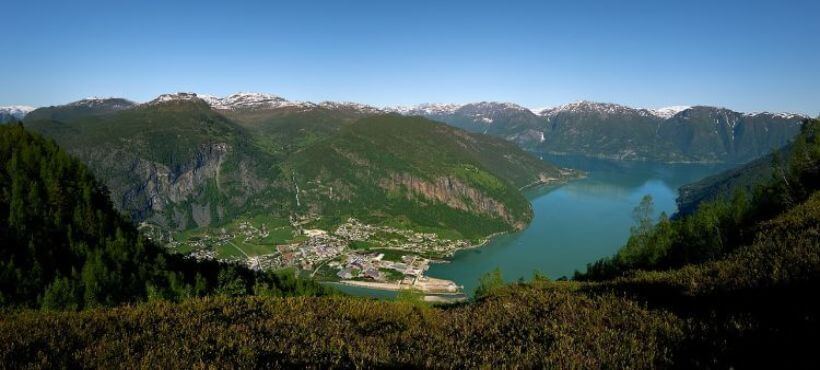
[159,217,472,294]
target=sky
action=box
[2,0,819,114]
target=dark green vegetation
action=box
[0,286,681,368]
[3,120,817,368]
[412,102,804,163]
[0,124,330,309]
[580,118,820,279]
[676,148,785,216]
[23,96,567,239]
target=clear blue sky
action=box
[2,0,818,114]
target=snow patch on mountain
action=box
[144,92,384,113]
[317,101,385,114]
[66,97,135,109]
[390,103,463,116]
[147,92,204,105]
[0,105,36,120]
[538,101,653,117]
[649,106,691,119]
[744,111,808,120]
[207,92,311,110]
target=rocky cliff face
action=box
[86,143,232,229]
[380,173,525,229]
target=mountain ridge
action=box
[21,98,568,242]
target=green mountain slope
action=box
[22,96,569,241]
[286,115,567,238]
[658,107,802,162]
[22,98,135,123]
[24,98,285,230]
[675,115,811,215]
[580,118,820,279]
[676,150,781,216]
[0,124,330,310]
[409,101,804,164]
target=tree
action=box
[631,194,655,237]
[41,276,80,310]
[475,267,504,298]
[216,267,247,297]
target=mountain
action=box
[537,101,672,160]
[658,106,804,163]
[676,150,780,216]
[22,93,570,241]
[0,105,35,123]
[0,124,330,309]
[24,95,272,231]
[287,115,567,237]
[5,120,819,368]
[399,100,805,163]
[394,102,547,149]
[23,98,134,122]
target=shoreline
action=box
[338,276,461,294]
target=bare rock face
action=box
[116,143,229,228]
[380,173,517,226]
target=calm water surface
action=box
[426,155,729,296]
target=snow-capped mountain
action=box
[66,97,135,109]
[650,106,691,119]
[0,105,36,122]
[143,92,384,113]
[317,101,385,114]
[204,92,312,110]
[744,111,808,120]
[538,101,655,118]
[145,92,207,105]
[390,103,463,116]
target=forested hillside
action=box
[23,96,570,240]
[286,115,568,238]
[0,124,330,310]
[579,118,819,279]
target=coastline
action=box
[338,275,461,294]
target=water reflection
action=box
[427,155,729,296]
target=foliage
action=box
[0,124,331,310]
[23,101,569,240]
[474,267,504,298]
[0,288,681,368]
[579,119,820,280]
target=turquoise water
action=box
[425,155,729,296]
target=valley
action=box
[5,92,804,297]
[151,214,472,295]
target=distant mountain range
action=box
[394,100,807,164]
[8,94,804,163]
[19,93,570,239]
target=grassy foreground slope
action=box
[0,287,680,368]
